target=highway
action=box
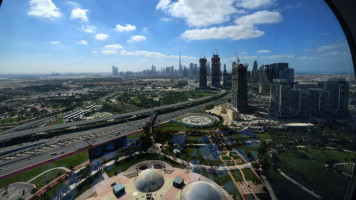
[0,93,229,178]
[0,91,226,142]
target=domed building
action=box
[134,168,165,192]
[180,181,227,200]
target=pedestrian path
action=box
[27,167,70,183]
[278,169,321,199]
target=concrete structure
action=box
[269,79,291,119]
[309,88,331,117]
[173,176,184,188]
[113,183,125,196]
[211,54,221,87]
[319,78,349,117]
[199,58,208,88]
[232,63,248,111]
[290,88,311,119]
[82,160,232,200]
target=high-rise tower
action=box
[179,52,182,74]
[211,54,221,86]
[232,62,248,111]
[199,58,207,88]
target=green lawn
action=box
[257,132,271,141]
[0,151,88,189]
[266,169,318,200]
[29,169,67,189]
[241,168,260,182]
[53,119,64,125]
[127,131,144,143]
[277,148,355,200]
[231,170,244,182]
[221,156,232,160]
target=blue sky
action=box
[0,0,354,74]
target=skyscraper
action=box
[290,88,311,118]
[189,63,194,79]
[251,61,259,83]
[199,58,207,88]
[179,52,182,74]
[259,65,270,93]
[211,54,221,86]
[269,79,291,119]
[319,78,349,117]
[223,64,227,86]
[112,66,118,76]
[232,63,248,111]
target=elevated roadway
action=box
[0,91,226,142]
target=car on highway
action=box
[50,152,57,156]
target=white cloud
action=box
[244,55,258,60]
[302,43,346,53]
[77,40,88,45]
[236,0,277,9]
[156,0,237,27]
[71,8,89,22]
[28,0,62,20]
[67,1,80,7]
[49,41,60,45]
[81,25,96,33]
[235,10,282,25]
[102,50,116,54]
[120,50,195,59]
[127,35,146,42]
[299,56,316,60]
[105,44,123,49]
[156,0,171,10]
[181,24,264,40]
[257,49,271,53]
[316,43,345,52]
[160,17,171,22]
[95,33,109,40]
[91,50,98,54]
[114,24,136,32]
[260,54,295,59]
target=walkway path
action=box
[27,167,70,183]
[278,169,321,199]
[261,175,278,200]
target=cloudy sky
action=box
[0,0,353,74]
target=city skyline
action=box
[0,0,354,74]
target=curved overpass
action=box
[0,90,226,142]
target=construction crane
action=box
[234,52,240,64]
[241,57,249,68]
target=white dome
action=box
[181,181,227,200]
[135,169,164,192]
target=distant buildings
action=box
[232,62,248,111]
[199,58,207,88]
[269,78,349,119]
[259,63,294,93]
[112,66,118,76]
[211,54,221,86]
[251,61,259,83]
[223,64,232,87]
